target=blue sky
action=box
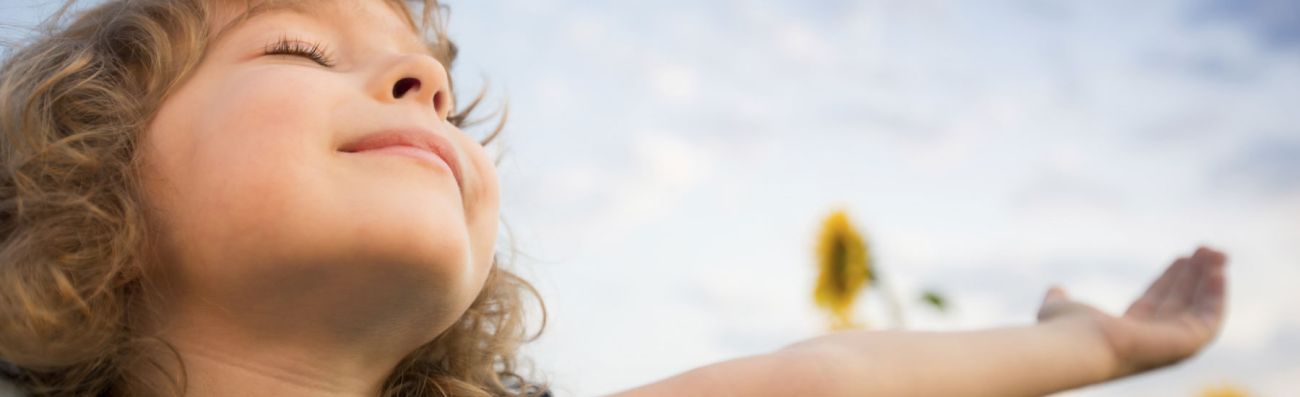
[3,0,1298,396]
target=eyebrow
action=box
[211,1,434,57]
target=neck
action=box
[131,308,421,397]
[122,250,476,396]
[126,278,458,397]
[165,340,388,397]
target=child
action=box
[0,0,1228,396]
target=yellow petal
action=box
[814,209,873,329]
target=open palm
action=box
[1036,246,1229,379]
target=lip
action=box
[338,128,463,190]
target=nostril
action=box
[433,91,446,112]
[393,77,421,99]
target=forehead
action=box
[211,0,430,50]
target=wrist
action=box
[1039,314,1123,384]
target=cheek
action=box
[201,68,334,154]
[458,135,502,285]
[144,68,343,271]
[190,70,335,224]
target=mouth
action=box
[338,128,464,190]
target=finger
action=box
[1177,251,1214,306]
[1156,250,1208,318]
[1193,246,1226,265]
[1045,285,1069,303]
[1179,247,1225,311]
[1125,257,1189,318]
[1191,249,1228,329]
[1175,246,1222,311]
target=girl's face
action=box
[139,0,499,338]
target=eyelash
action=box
[263,37,336,67]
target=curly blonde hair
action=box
[0,0,548,396]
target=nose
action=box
[374,53,453,120]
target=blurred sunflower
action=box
[1198,383,1250,397]
[814,209,872,330]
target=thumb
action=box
[1037,285,1072,322]
[1044,285,1070,303]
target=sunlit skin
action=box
[611,247,1228,397]
[138,1,498,395]
[135,0,1229,395]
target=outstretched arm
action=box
[607,246,1228,397]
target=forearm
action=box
[778,317,1119,397]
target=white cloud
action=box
[650,62,699,103]
[601,131,715,232]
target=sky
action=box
[2,0,1298,396]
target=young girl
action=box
[0,0,1229,396]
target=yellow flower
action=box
[1198,383,1250,397]
[814,209,872,330]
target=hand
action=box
[1035,246,1229,380]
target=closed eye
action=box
[263,36,336,67]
